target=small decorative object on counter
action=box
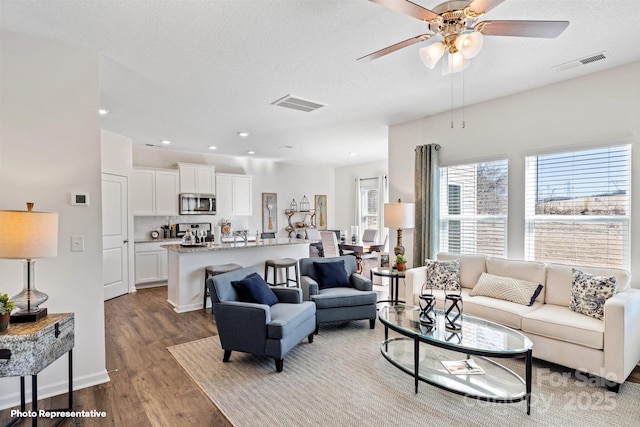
[290,198,297,211]
[395,254,407,272]
[150,230,160,240]
[418,282,436,326]
[299,195,310,212]
[444,290,463,331]
[221,219,231,236]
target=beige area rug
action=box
[168,322,640,426]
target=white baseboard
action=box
[0,370,110,410]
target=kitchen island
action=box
[162,238,309,313]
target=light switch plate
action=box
[71,235,84,252]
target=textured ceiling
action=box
[1,0,639,167]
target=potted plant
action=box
[395,254,408,272]
[0,293,15,332]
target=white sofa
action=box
[403,253,640,389]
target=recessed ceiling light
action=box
[279,145,294,150]
[349,152,357,156]
[98,109,109,116]
[247,150,255,155]
[237,132,250,138]
[161,140,171,145]
[208,146,217,150]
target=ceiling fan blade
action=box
[369,0,439,22]
[466,0,506,16]
[357,34,431,61]
[477,20,569,38]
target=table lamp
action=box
[0,203,58,322]
[384,199,415,256]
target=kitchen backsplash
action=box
[134,215,250,240]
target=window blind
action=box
[439,159,508,256]
[524,145,631,269]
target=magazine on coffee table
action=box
[441,358,485,375]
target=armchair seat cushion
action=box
[268,301,316,340]
[311,287,377,309]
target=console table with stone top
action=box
[0,313,75,427]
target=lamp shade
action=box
[455,32,484,59]
[0,210,58,259]
[419,41,446,69]
[384,200,415,229]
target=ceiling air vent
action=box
[271,95,325,112]
[552,51,608,72]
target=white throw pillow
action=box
[469,272,543,306]
[569,268,617,320]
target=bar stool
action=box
[264,258,299,287]
[204,263,242,313]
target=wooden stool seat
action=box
[204,263,242,312]
[264,258,299,287]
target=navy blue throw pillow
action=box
[313,260,351,289]
[231,272,279,306]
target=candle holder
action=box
[418,282,436,326]
[444,292,463,331]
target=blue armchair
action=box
[299,256,377,331]
[207,266,316,372]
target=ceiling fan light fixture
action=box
[443,51,470,74]
[455,31,484,59]
[419,41,446,69]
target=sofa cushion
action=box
[426,259,461,291]
[437,253,487,289]
[462,293,542,330]
[311,287,377,309]
[313,260,350,289]
[469,273,543,306]
[486,257,547,303]
[231,272,278,306]
[569,269,617,320]
[522,304,604,350]
[545,263,630,306]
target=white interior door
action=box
[102,173,129,300]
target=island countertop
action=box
[162,238,307,253]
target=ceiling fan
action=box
[359,0,569,73]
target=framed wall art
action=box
[314,194,327,230]
[262,193,277,233]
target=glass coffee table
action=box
[379,305,533,414]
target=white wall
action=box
[0,30,109,408]
[389,62,640,285]
[132,147,336,237]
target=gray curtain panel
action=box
[413,144,441,267]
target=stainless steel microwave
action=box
[179,194,216,215]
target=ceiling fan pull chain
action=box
[450,70,454,129]
[462,69,466,129]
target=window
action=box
[524,145,631,269]
[359,178,380,232]
[439,159,508,256]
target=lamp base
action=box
[10,307,48,323]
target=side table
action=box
[370,267,406,305]
[0,313,75,427]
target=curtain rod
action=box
[355,176,387,182]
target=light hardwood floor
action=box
[1,286,639,426]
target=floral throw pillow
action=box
[426,259,461,291]
[569,268,617,320]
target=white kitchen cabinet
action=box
[132,168,179,216]
[178,163,216,194]
[134,241,170,286]
[216,173,252,215]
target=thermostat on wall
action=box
[72,192,90,206]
